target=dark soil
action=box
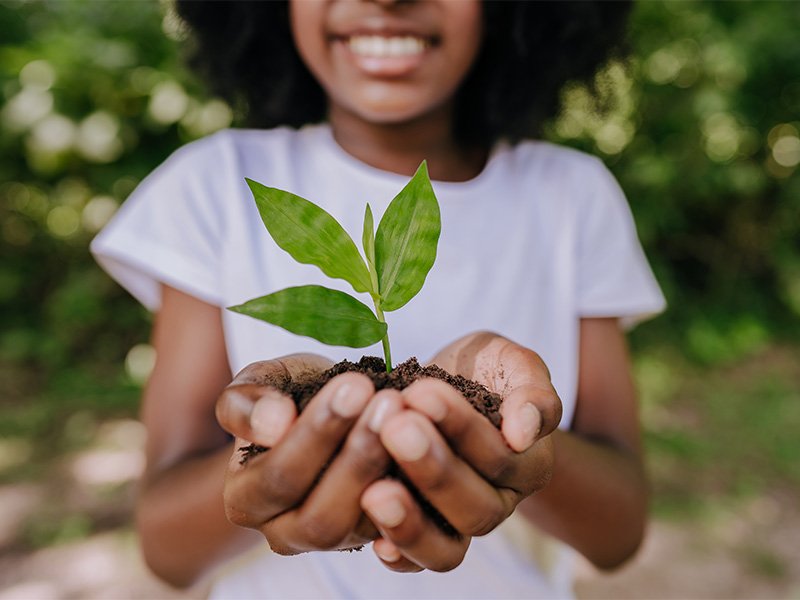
[238,356,503,536]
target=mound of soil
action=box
[238,356,502,536]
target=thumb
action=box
[500,389,542,453]
[500,384,561,452]
[216,384,297,447]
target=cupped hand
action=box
[216,355,402,554]
[361,332,562,572]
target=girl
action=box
[92,1,665,598]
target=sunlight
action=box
[125,344,157,385]
[46,205,80,238]
[71,449,144,486]
[772,135,800,169]
[19,60,56,91]
[148,80,189,125]
[81,195,119,233]
[60,541,119,589]
[1,88,53,133]
[0,581,60,600]
[76,112,123,164]
[182,99,233,138]
[702,112,741,163]
[95,419,147,449]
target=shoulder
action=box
[499,139,607,180]
[166,126,305,168]
[490,140,617,210]
[140,126,323,206]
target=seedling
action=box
[229,162,440,373]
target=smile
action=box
[346,35,430,59]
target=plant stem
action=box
[372,299,392,373]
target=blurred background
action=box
[0,1,798,598]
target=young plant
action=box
[229,162,440,373]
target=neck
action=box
[328,104,487,182]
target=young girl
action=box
[92,1,665,598]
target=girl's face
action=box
[290,0,483,127]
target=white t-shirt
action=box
[91,124,665,599]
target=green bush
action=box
[549,1,800,359]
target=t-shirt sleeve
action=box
[575,158,666,327]
[90,136,228,311]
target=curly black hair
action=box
[175,1,632,146]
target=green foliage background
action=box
[1,1,798,512]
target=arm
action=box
[516,317,647,569]
[136,285,259,587]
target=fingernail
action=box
[330,383,366,418]
[227,389,253,419]
[250,397,289,446]
[374,542,401,562]
[369,498,406,528]
[418,391,448,422]
[368,396,395,433]
[384,421,430,462]
[519,403,541,448]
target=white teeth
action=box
[348,36,427,58]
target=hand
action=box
[216,355,403,554]
[360,332,562,572]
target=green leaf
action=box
[228,285,387,348]
[362,203,382,298]
[246,179,373,294]
[374,161,441,312]
[362,203,376,267]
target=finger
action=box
[380,410,516,537]
[500,383,562,449]
[266,390,403,551]
[372,538,423,573]
[401,379,523,488]
[217,384,297,446]
[231,354,333,386]
[353,513,381,545]
[430,335,562,446]
[361,479,470,572]
[490,342,562,444]
[225,372,374,526]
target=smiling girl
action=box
[91,1,665,598]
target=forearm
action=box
[517,428,648,570]
[137,443,261,588]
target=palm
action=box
[428,332,552,399]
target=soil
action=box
[238,356,503,536]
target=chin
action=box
[357,108,428,125]
[342,94,444,126]
[324,67,455,126]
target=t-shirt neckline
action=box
[307,123,508,193]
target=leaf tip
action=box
[244,177,263,197]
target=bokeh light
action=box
[76,112,124,163]
[125,343,157,385]
[147,80,188,125]
[82,195,119,233]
